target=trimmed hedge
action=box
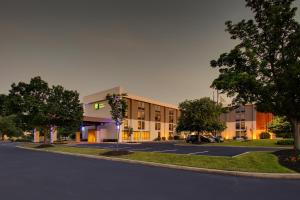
[276,140,294,145]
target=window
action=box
[235,106,245,113]
[132,131,150,141]
[138,101,145,110]
[154,105,160,111]
[138,121,145,130]
[169,123,174,131]
[155,111,161,121]
[155,122,161,130]
[122,131,130,140]
[240,121,246,129]
[138,111,145,120]
[124,120,129,129]
[169,110,174,123]
[236,121,240,129]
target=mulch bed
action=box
[274,150,300,172]
[101,150,133,157]
[35,144,55,148]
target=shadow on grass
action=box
[35,144,55,148]
[273,150,300,173]
[101,150,133,157]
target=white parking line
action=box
[152,149,177,153]
[188,151,209,155]
[130,148,152,151]
[232,152,249,158]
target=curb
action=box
[16,146,300,180]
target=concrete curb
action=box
[16,146,300,180]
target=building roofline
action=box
[83,86,178,109]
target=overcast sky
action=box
[0,0,299,105]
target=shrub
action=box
[15,138,32,142]
[168,136,174,140]
[154,137,161,141]
[53,140,67,144]
[103,139,118,142]
[276,140,294,145]
[260,132,271,139]
[161,137,166,141]
[173,135,181,140]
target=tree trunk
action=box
[1,133,4,141]
[44,128,49,144]
[292,120,300,150]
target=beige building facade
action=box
[220,104,274,140]
[82,87,179,143]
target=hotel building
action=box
[220,104,274,140]
[81,87,179,143]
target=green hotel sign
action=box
[94,103,105,110]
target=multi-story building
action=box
[82,87,179,143]
[220,104,274,140]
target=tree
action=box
[6,77,83,143]
[268,116,292,138]
[176,98,226,140]
[0,94,7,116]
[106,93,128,150]
[0,115,23,140]
[210,0,300,150]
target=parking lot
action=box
[75,142,286,157]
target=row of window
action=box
[123,120,175,131]
[122,131,150,141]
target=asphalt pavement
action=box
[75,142,286,157]
[0,142,299,200]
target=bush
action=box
[154,137,161,141]
[161,137,166,141]
[276,140,294,145]
[276,132,292,139]
[53,140,67,145]
[102,139,118,142]
[14,138,32,142]
[168,136,174,140]
[260,132,271,139]
[173,135,181,140]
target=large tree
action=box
[210,0,300,149]
[7,77,83,143]
[176,98,226,138]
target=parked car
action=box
[185,134,215,143]
[212,135,224,143]
[203,134,224,143]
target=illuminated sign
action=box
[94,103,105,110]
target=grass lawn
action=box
[19,143,296,173]
[199,139,293,148]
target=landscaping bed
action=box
[19,143,298,173]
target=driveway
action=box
[0,142,300,200]
[1,142,300,200]
[75,142,286,157]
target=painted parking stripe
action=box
[232,152,250,158]
[188,151,209,155]
[152,149,177,153]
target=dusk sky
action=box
[0,0,299,105]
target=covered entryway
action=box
[88,130,96,143]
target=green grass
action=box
[19,143,296,173]
[199,139,293,147]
